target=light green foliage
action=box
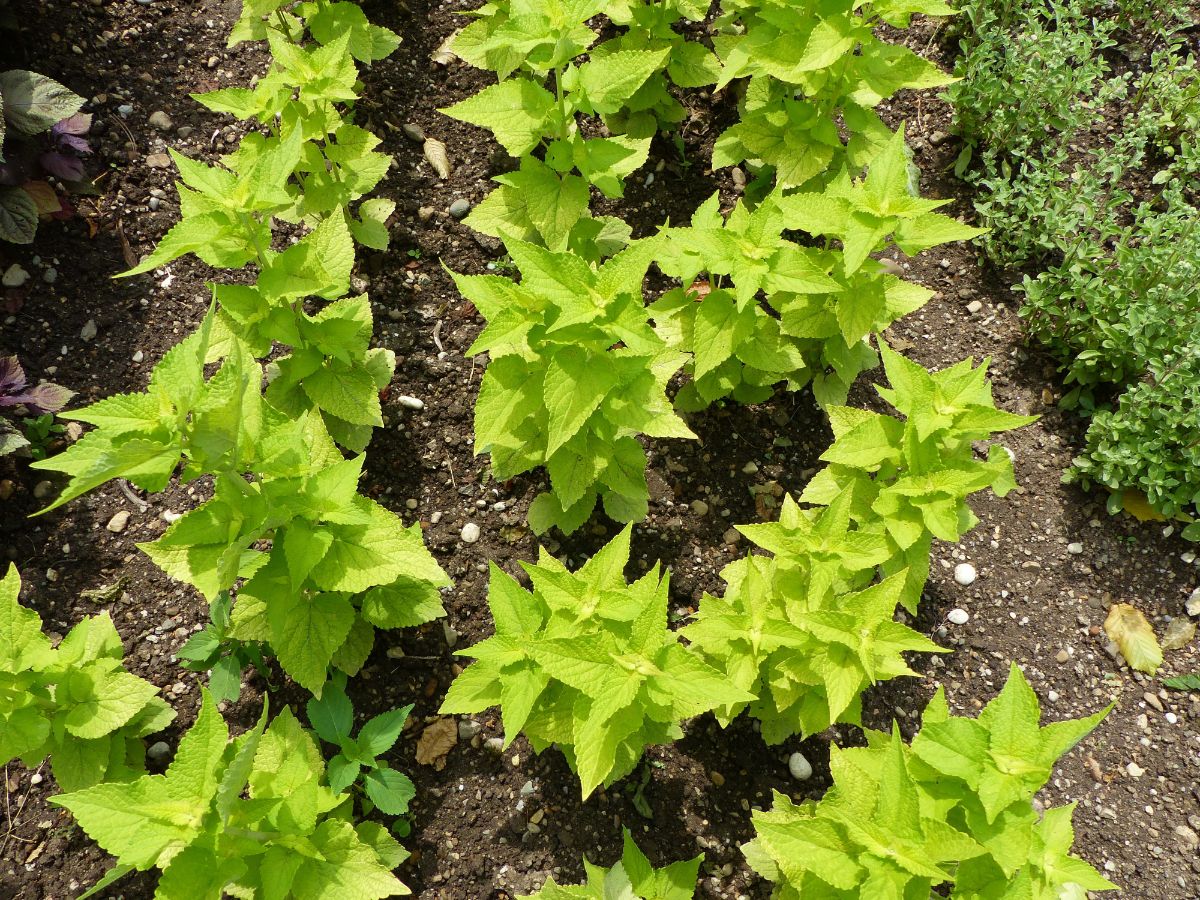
[30,4,450,694]
[655,130,983,409]
[744,667,1115,898]
[801,340,1033,575]
[711,0,957,188]
[650,190,835,409]
[683,495,944,743]
[441,0,715,251]
[54,689,411,899]
[307,672,417,818]
[441,527,750,797]
[521,828,701,899]
[0,564,175,792]
[455,237,694,534]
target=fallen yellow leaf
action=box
[1119,490,1167,522]
[1104,603,1163,674]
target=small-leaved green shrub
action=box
[743,665,1115,897]
[455,237,694,535]
[522,828,701,899]
[440,526,751,797]
[55,688,411,899]
[0,564,175,792]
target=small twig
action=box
[0,762,46,858]
[445,455,457,490]
[432,319,444,353]
[119,479,150,512]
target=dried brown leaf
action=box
[415,717,457,765]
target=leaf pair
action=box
[522,828,701,899]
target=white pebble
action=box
[788,751,812,781]
[461,522,480,543]
[947,608,970,626]
[30,773,43,785]
[1126,762,1145,778]
[953,563,977,586]
[106,510,130,533]
[1187,588,1200,617]
[1165,712,1178,725]
[132,350,145,363]
[1067,542,1083,555]
[396,395,424,410]
[2,263,29,287]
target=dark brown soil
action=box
[2,2,1199,899]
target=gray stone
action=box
[148,110,173,131]
[147,741,171,761]
[461,522,481,543]
[448,198,472,219]
[788,751,812,781]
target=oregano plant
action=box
[0,564,175,792]
[440,527,751,797]
[54,689,411,899]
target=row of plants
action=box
[946,0,1200,537]
[432,0,1117,895]
[3,1,1118,897]
[9,1,441,895]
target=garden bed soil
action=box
[2,1,1199,898]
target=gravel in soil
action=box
[2,2,1199,898]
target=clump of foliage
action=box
[744,665,1115,897]
[441,0,716,253]
[32,313,450,696]
[1071,347,1200,539]
[711,0,957,190]
[0,69,91,243]
[0,353,73,457]
[306,672,417,821]
[522,828,701,899]
[684,541,943,743]
[0,564,175,792]
[441,527,750,797]
[948,0,1200,533]
[54,689,411,899]
[802,339,1033,604]
[454,237,694,535]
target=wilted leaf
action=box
[423,138,451,179]
[1104,603,1163,674]
[1120,490,1167,523]
[1160,617,1196,651]
[21,180,60,215]
[430,31,459,66]
[414,717,457,765]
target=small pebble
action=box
[458,720,481,740]
[145,152,172,169]
[1067,542,1083,555]
[966,300,983,314]
[132,350,145,363]
[146,741,171,761]
[1186,588,1200,617]
[32,480,54,500]
[1126,762,1146,778]
[80,319,98,342]
[484,737,504,754]
[148,110,173,131]
[788,752,812,781]
[947,608,970,626]
[448,198,471,219]
[691,499,709,517]
[402,123,425,142]
[461,522,481,544]
[106,510,130,533]
[396,395,424,410]
[30,773,43,786]
[42,267,57,284]
[2,263,29,287]
[953,562,977,586]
